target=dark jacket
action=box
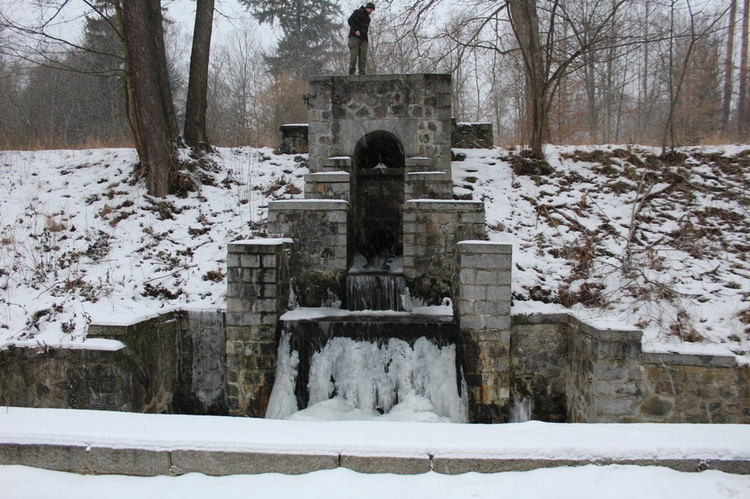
[348,6,371,42]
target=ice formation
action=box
[268,334,468,423]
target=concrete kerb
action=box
[3,443,749,476]
[431,457,750,475]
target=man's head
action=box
[365,2,375,13]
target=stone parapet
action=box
[226,239,292,417]
[456,241,512,423]
[451,121,493,148]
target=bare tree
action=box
[661,0,726,154]
[207,27,268,146]
[739,0,750,136]
[722,0,737,132]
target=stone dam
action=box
[1,74,748,426]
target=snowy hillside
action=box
[0,145,748,363]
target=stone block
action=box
[594,396,639,416]
[252,298,279,314]
[487,315,511,330]
[327,210,347,223]
[459,268,477,284]
[239,254,261,268]
[592,364,628,381]
[261,254,277,268]
[226,311,262,327]
[226,253,240,268]
[89,447,170,476]
[475,270,499,285]
[460,211,485,224]
[340,455,431,474]
[171,450,338,475]
[460,254,487,268]
[474,300,497,315]
[0,444,86,472]
[487,254,512,269]
[226,297,252,313]
[461,285,486,300]
[460,315,486,331]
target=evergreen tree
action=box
[239,0,342,78]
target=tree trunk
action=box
[121,0,180,198]
[722,0,737,132]
[508,0,547,159]
[184,0,215,153]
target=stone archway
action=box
[352,130,406,169]
[352,131,405,264]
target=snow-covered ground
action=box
[2,464,746,499]
[1,406,749,498]
[1,146,749,495]
[1,144,747,361]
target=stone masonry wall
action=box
[268,200,349,307]
[510,314,749,424]
[0,346,133,411]
[226,239,291,417]
[456,242,513,423]
[404,172,453,201]
[509,315,568,422]
[304,172,352,202]
[643,353,749,423]
[0,313,184,413]
[306,74,453,174]
[173,310,227,415]
[565,319,645,423]
[403,200,485,304]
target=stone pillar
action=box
[226,239,292,417]
[268,200,349,307]
[278,124,309,154]
[403,200,485,304]
[566,323,645,423]
[456,241,512,423]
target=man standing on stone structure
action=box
[348,2,375,75]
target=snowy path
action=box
[2,407,750,497]
[1,407,749,470]
[2,463,750,499]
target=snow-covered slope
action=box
[0,145,748,363]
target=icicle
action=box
[265,331,300,419]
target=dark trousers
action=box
[348,37,368,75]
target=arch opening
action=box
[353,131,405,169]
